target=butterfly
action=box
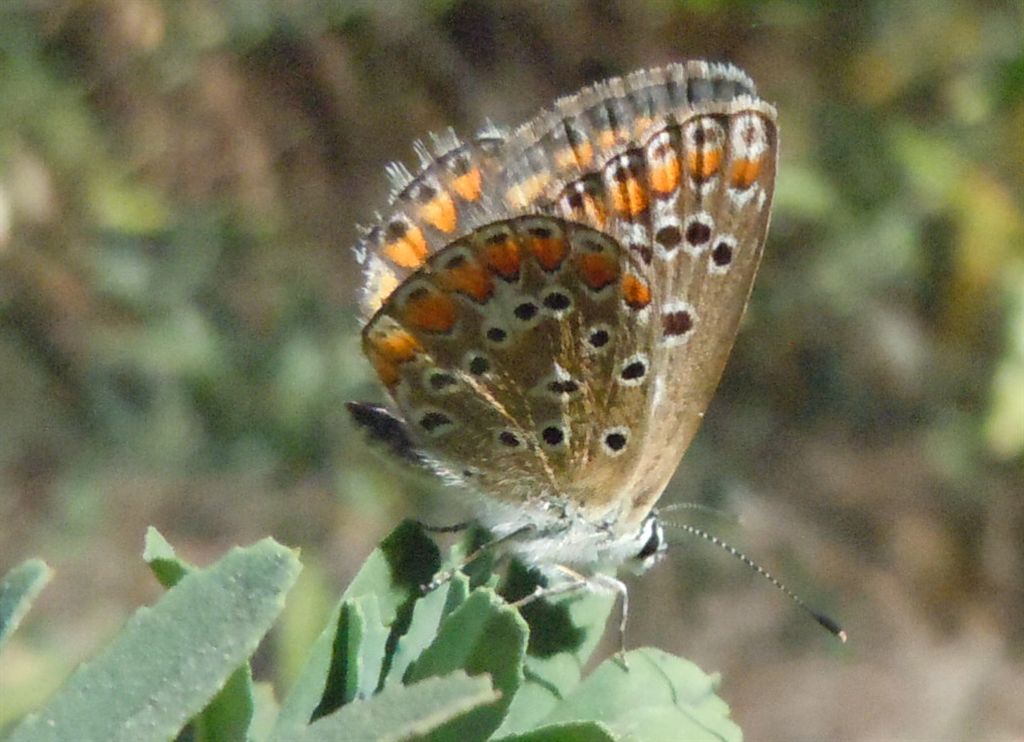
[347,60,782,631]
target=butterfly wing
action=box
[355,62,777,537]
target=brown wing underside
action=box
[359,62,778,534]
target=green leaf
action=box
[295,672,498,742]
[249,681,282,742]
[495,564,615,736]
[143,528,256,742]
[353,594,390,700]
[8,539,300,742]
[497,721,618,742]
[273,520,440,736]
[0,559,53,653]
[536,647,741,742]
[142,526,193,587]
[189,665,256,742]
[405,588,528,742]
[385,572,471,686]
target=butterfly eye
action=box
[635,518,664,561]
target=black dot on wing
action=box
[621,360,647,381]
[604,430,627,451]
[386,220,408,239]
[543,292,572,311]
[468,355,490,375]
[588,328,610,348]
[541,425,565,446]
[443,254,468,270]
[452,154,472,175]
[547,379,580,395]
[486,327,508,343]
[419,411,452,432]
[429,372,458,390]
[629,242,653,264]
[413,183,437,202]
[662,309,693,337]
[685,220,712,246]
[712,241,733,266]
[514,302,539,321]
[656,225,682,250]
[498,430,520,447]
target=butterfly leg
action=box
[511,567,632,668]
[415,520,473,533]
[590,573,631,668]
[509,566,590,609]
[424,524,534,593]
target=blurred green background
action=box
[1,1,1022,739]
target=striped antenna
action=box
[662,520,847,642]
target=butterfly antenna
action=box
[657,502,740,524]
[662,520,847,642]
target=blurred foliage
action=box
[1,0,1022,739]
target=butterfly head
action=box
[623,512,668,574]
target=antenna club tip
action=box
[813,611,845,641]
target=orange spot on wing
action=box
[506,172,552,209]
[440,260,493,303]
[365,269,400,313]
[528,234,569,271]
[564,192,607,229]
[451,168,482,202]
[632,116,654,138]
[368,352,400,387]
[403,289,457,333]
[650,157,682,194]
[729,157,762,189]
[611,177,649,218]
[383,226,428,268]
[621,273,651,309]
[480,236,521,280]
[598,129,618,150]
[366,328,423,387]
[573,140,594,168]
[419,191,458,233]
[555,147,578,170]
[687,148,722,181]
[576,252,620,291]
